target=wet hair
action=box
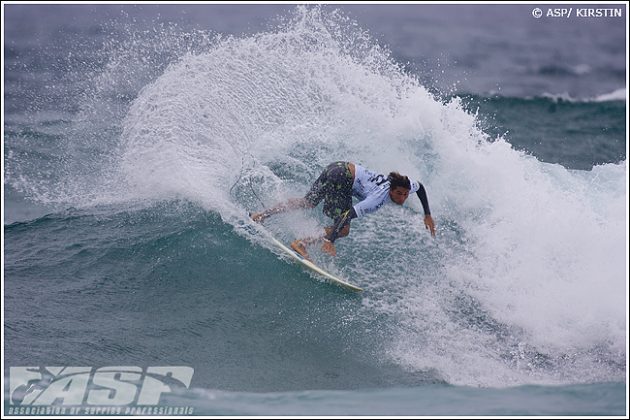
[387,172,411,190]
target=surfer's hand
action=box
[424,215,436,237]
[322,240,337,257]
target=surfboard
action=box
[267,235,363,292]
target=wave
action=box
[5,6,626,388]
[593,88,626,102]
[452,93,626,170]
[4,202,439,392]
[457,90,627,104]
[170,381,625,416]
[540,88,626,103]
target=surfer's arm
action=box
[320,208,356,257]
[251,198,314,222]
[324,208,357,244]
[415,182,436,237]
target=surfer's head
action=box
[388,172,411,205]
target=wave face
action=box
[4,6,626,393]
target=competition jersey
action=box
[352,164,420,218]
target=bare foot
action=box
[250,212,265,223]
[291,240,311,261]
[321,240,337,257]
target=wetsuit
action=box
[304,161,431,243]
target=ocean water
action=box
[3,4,627,416]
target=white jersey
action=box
[352,164,420,218]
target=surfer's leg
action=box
[290,232,326,258]
[290,222,349,260]
[288,162,353,258]
[325,223,350,238]
[251,198,313,222]
[294,221,351,250]
[304,164,336,208]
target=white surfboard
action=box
[268,235,363,292]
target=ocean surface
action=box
[3,4,627,416]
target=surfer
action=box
[251,161,435,259]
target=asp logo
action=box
[9,366,194,406]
